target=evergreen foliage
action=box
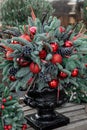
[1,0,54,26]
[0,84,27,130]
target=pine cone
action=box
[39,72,44,79]
[22,45,32,56]
[44,74,51,82]
[9,67,18,75]
[57,47,73,57]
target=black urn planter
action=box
[24,87,70,130]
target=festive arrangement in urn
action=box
[0,15,87,101]
[1,11,87,129]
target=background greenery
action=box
[1,0,54,26]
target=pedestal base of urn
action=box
[25,112,70,130]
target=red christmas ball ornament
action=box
[51,54,62,64]
[9,75,16,81]
[4,125,8,129]
[2,98,7,103]
[12,40,19,44]
[50,42,59,52]
[39,50,47,59]
[64,41,73,47]
[59,71,68,78]
[71,68,79,77]
[16,57,29,67]
[5,51,13,61]
[29,62,41,74]
[59,26,65,33]
[22,124,27,129]
[29,26,37,35]
[85,64,87,67]
[9,96,13,100]
[1,105,5,110]
[7,125,12,129]
[48,79,59,89]
[20,34,32,42]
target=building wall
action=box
[50,0,84,26]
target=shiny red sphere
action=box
[2,98,7,103]
[29,62,41,74]
[1,105,5,110]
[5,51,13,61]
[9,96,13,100]
[12,40,19,44]
[9,75,16,81]
[50,42,59,52]
[4,125,8,129]
[29,26,37,35]
[8,125,12,129]
[85,64,87,67]
[59,71,68,78]
[48,79,59,89]
[59,26,65,33]
[39,50,47,59]
[22,124,27,129]
[16,57,29,67]
[51,54,62,64]
[64,41,73,47]
[71,68,79,77]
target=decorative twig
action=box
[26,74,37,93]
[41,11,49,25]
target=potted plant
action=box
[0,12,87,129]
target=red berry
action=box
[4,125,8,129]
[29,26,37,35]
[2,98,7,103]
[1,105,5,110]
[71,68,79,77]
[8,125,12,129]
[9,96,12,100]
[23,124,27,129]
[85,64,87,67]
[29,62,41,74]
[59,26,65,33]
[20,34,32,42]
[59,71,68,78]
[51,54,62,64]
[39,50,47,59]
[48,79,59,89]
[16,57,29,67]
[50,42,59,52]
[12,40,19,44]
[9,75,16,81]
[64,41,73,47]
